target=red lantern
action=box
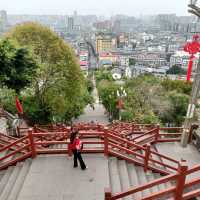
[183,34,200,82]
[116,99,124,109]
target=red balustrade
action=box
[1,122,200,199]
[0,135,32,170]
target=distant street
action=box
[74,74,109,124]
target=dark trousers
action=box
[72,149,86,170]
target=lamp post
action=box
[181,0,200,147]
[117,87,127,121]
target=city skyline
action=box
[0,0,190,17]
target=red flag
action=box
[16,97,23,114]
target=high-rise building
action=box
[68,17,74,32]
[0,10,8,31]
[112,20,121,33]
[73,11,77,18]
[0,10,7,24]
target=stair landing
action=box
[17,154,109,200]
[156,142,200,180]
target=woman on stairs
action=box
[70,131,87,170]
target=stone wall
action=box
[0,117,8,134]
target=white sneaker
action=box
[82,166,88,170]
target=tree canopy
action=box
[97,73,192,126]
[3,22,90,124]
[166,65,187,75]
[0,39,37,94]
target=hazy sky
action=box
[0,0,190,16]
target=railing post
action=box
[175,160,188,200]
[33,125,37,133]
[16,126,20,137]
[104,127,109,157]
[154,124,160,144]
[132,123,134,133]
[144,144,151,172]
[104,187,112,200]
[28,128,37,159]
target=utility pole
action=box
[181,0,200,147]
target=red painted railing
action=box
[0,134,32,170]
[0,124,199,199]
[158,127,184,143]
[0,133,29,153]
[104,130,179,175]
[105,160,200,200]
[108,123,186,144]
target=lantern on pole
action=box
[116,99,124,109]
[183,34,200,82]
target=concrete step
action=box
[0,169,6,181]
[135,166,151,198]
[127,163,142,199]
[17,154,109,200]
[108,157,121,194]
[0,167,14,194]
[7,159,32,200]
[0,164,21,200]
[154,173,166,191]
[146,171,160,194]
[117,160,132,200]
[153,173,174,200]
[0,150,11,163]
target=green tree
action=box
[161,79,192,95]
[124,75,190,125]
[98,80,119,119]
[167,92,189,126]
[0,39,37,94]
[129,58,136,66]
[86,79,94,94]
[7,23,88,123]
[95,69,113,86]
[166,65,187,75]
[0,87,17,114]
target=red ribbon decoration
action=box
[15,97,23,114]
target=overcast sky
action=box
[0,0,190,16]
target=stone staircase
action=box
[0,141,200,200]
[0,159,32,200]
[108,156,174,200]
[0,154,199,200]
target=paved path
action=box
[17,80,110,200]
[74,76,109,125]
[17,154,109,200]
[157,142,200,180]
